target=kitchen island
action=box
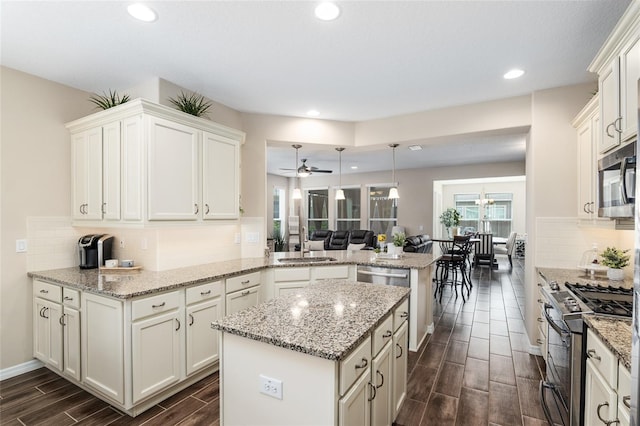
[212,279,410,426]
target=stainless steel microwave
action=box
[598,141,636,218]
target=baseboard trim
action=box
[0,359,44,381]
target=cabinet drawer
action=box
[226,286,259,315]
[274,267,310,282]
[186,281,222,305]
[34,280,61,303]
[339,336,371,396]
[62,288,81,309]
[393,299,409,331]
[315,265,350,280]
[586,328,617,387]
[373,314,393,357]
[132,290,181,321]
[226,272,261,294]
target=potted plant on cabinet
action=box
[600,246,630,281]
[439,208,461,238]
[388,232,406,255]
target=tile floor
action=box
[0,257,547,425]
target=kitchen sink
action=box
[278,257,337,263]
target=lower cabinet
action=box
[584,359,618,426]
[392,321,408,417]
[225,271,261,315]
[339,369,371,425]
[185,281,223,376]
[62,303,81,381]
[371,342,393,426]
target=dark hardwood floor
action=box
[1,257,547,425]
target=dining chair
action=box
[473,233,494,268]
[494,231,517,267]
[434,235,473,302]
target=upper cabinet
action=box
[573,96,600,220]
[66,99,245,226]
[589,2,640,154]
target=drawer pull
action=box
[205,204,210,215]
[596,402,619,425]
[367,382,376,402]
[399,312,409,319]
[200,290,212,296]
[194,203,199,215]
[241,290,250,296]
[63,296,73,301]
[189,313,194,326]
[376,370,384,388]
[382,330,392,338]
[537,339,544,345]
[241,280,251,285]
[587,349,601,361]
[623,395,631,409]
[396,343,403,359]
[354,358,368,369]
[537,283,543,287]
[537,299,544,303]
[152,302,166,308]
[59,314,66,326]
[40,289,49,294]
[537,318,544,323]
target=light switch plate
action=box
[16,239,27,253]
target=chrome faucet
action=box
[300,226,308,257]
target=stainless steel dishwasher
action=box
[356,265,410,287]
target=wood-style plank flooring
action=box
[1,257,547,425]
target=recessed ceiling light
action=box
[127,3,157,22]
[315,2,340,21]
[503,69,525,79]
[408,145,423,151]
[306,109,320,117]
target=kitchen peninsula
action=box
[27,250,435,416]
[212,280,410,425]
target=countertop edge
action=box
[583,314,632,371]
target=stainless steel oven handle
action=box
[358,270,409,279]
[620,157,631,205]
[543,303,568,338]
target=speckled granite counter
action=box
[212,279,410,361]
[28,251,434,299]
[583,314,632,370]
[537,267,633,289]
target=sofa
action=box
[297,229,376,251]
[403,234,433,254]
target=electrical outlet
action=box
[259,374,283,400]
[234,233,241,244]
[16,239,28,253]
[119,239,125,249]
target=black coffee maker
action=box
[78,234,114,269]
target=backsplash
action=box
[27,216,265,272]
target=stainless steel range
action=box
[539,279,634,426]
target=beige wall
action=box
[1,67,94,369]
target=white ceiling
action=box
[0,0,631,174]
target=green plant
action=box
[393,232,406,247]
[271,227,285,252]
[600,247,630,269]
[439,208,461,228]
[88,90,130,110]
[167,91,213,117]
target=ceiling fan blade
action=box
[310,169,332,173]
[279,168,297,171]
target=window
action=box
[484,193,512,238]
[272,188,285,238]
[454,194,480,233]
[336,187,361,231]
[368,186,397,238]
[306,189,329,235]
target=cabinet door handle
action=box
[587,349,601,361]
[589,202,595,214]
[354,358,368,369]
[40,289,49,294]
[537,299,544,303]
[200,290,211,296]
[241,280,251,285]
[376,370,384,388]
[537,338,544,344]
[79,204,84,214]
[367,382,377,402]
[152,302,166,308]
[382,330,392,338]
[537,283,543,287]
[623,396,631,409]
[194,204,199,215]
[39,307,45,317]
[241,290,250,296]
[42,307,49,319]
[396,343,403,359]
[205,204,210,215]
[606,122,617,138]
[59,314,66,326]
[63,296,73,301]
[400,311,409,319]
[596,402,619,425]
[175,318,181,331]
[583,203,590,213]
[614,117,623,133]
[189,313,194,326]
[102,202,106,214]
[537,317,545,323]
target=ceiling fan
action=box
[280,144,333,177]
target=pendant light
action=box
[335,147,345,200]
[388,143,399,199]
[292,144,302,200]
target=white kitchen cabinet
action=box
[131,290,183,403]
[147,116,199,221]
[585,359,618,426]
[392,321,408,418]
[339,369,371,426]
[82,292,124,404]
[67,99,245,226]
[71,127,103,220]
[590,6,640,152]
[61,288,81,381]
[185,281,223,376]
[371,341,392,426]
[202,131,239,219]
[225,272,261,315]
[573,97,599,219]
[33,297,63,371]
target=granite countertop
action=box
[583,314,633,371]
[537,267,633,289]
[28,250,435,299]
[211,279,410,361]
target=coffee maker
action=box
[78,234,114,269]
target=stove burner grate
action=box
[564,282,633,317]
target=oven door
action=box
[541,303,572,425]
